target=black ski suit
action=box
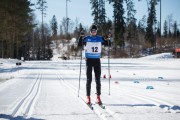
[78,35,111,96]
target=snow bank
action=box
[51,38,78,61]
[140,53,175,59]
[0,58,21,81]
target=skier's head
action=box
[90,24,98,36]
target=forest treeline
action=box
[0,0,179,60]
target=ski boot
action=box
[86,96,91,104]
[96,95,102,105]
[85,96,93,110]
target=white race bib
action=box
[86,42,101,53]
[85,42,102,58]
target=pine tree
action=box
[145,0,157,49]
[156,22,161,38]
[125,0,137,56]
[108,0,125,48]
[163,20,168,38]
[60,25,63,37]
[137,15,146,33]
[90,0,107,34]
[36,0,48,59]
[0,0,34,59]
[172,21,177,38]
[79,23,83,32]
[177,29,180,39]
[90,0,99,25]
[99,0,106,24]
[98,0,106,34]
[167,14,173,38]
[51,15,58,37]
[125,0,136,25]
[156,22,161,53]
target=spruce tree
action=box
[137,15,146,34]
[90,0,107,34]
[108,0,125,48]
[90,0,99,25]
[0,0,34,58]
[36,0,48,59]
[145,0,157,49]
[125,0,137,56]
[156,22,161,38]
[98,0,106,34]
[163,20,168,38]
[99,0,106,24]
[173,21,177,38]
[51,15,58,37]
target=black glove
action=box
[80,31,84,37]
[78,36,84,47]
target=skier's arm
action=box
[78,36,84,47]
[78,31,87,47]
[102,37,111,47]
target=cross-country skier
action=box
[78,24,111,105]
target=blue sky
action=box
[30,0,180,31]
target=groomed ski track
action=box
[0,59,180,120]
[55,61,180,120]
[11,72,42,118]
[57,72,121,120]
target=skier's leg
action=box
[94,59,101,96]
[86,59,92,96]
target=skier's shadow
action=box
[105,104,180,111]
[0,114,44,120]
[105,103,156,107]
[159,105,180,110]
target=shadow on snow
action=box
[105,104,180,111]
[0,114,44,120]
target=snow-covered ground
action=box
[0,53,180,120]
[0,59,23,82]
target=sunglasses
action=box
[91,30,97,33]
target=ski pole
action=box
[107,31,111,96]
[108,38,111,96]
[78,48,82,97]
[78,32,84,97]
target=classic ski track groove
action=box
[60,64,179,113]
[100,79,179,113]
[56,72,121,120]
[11,72,42,118]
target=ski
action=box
[87,103,94,110]
[80,96,93,110]
[96,103,105,109]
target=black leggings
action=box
[86,58,101,96]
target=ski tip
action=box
[96,103,106,109]
[86,103,94,110]
[99,104,105,109]
[89,106,94,110]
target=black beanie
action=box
[90,24,98,31]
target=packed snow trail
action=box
[0,58,180,120]
[11,72,42,118]
[56,72,121,120]
[51,59,180,120]
[0,61,100,120]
